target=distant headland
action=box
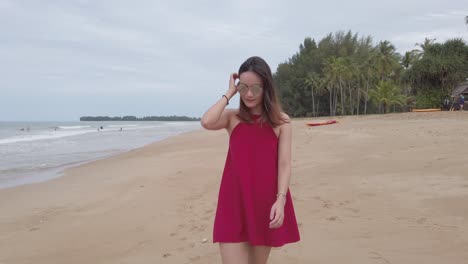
[80,116,201,121]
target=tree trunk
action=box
[317,101,320,116]
[334,86,339,116]
[364,79,369,115]
[311,87,316,117]
[350,86,353,115]
[329,85,333,116]
[357,86,360,115]
[339,78,344,116]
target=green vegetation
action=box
[274,31,468,116]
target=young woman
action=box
[201,56,300,264]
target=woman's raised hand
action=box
[226,73,239,99]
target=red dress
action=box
[213,114,300,247]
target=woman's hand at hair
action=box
[226,73,239,99]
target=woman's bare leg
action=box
[248,245,272,264]
[219,242,250,264]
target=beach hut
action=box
[451,82,468,97]
[449,82,468,110]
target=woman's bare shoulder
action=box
[225,108,239,115]
[280,112,291,122]
[224,108,240,121]
[279,112,291,127]
[226,109,241,134]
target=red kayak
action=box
[306,120,337,126]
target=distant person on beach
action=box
[460,95,465,111]
[201,56,300,263]
[443,96,450,111]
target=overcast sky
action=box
[1,0,467,121]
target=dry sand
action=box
[1,112,467,263]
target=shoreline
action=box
[0,126,203,190]
[1,112,467,263]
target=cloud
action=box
[0,0,467,120]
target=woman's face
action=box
[238,71,264,109]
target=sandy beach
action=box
[1,112,467,264]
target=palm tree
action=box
[357,52,379,115]
[412,38,435,59]
[375,41,400,81]
[304,72,327,117]
[323,57,341,116]
[369,81,406,113]
[401,51,417,69]
[304,73,319,117]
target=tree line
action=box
[274,30,468,117]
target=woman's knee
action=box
[250,245,271,264]
[219,242,250,264]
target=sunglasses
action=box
[237,83,263,96]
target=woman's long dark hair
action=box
[237,56,288,127]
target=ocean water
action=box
[0,121,202,189]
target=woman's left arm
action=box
[277,114,292,202]
[269,114,292,229]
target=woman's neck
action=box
[249,106,263,115]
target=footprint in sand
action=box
[360,192,377,197]
[346,208,360,213]
[190,255,201,262]
[429,223,457,230]
[360,231,372,238]
[368,251,391,263]
[322,201,332,208]
[312,196,333,208]
[338,200,351,206]
[416,217,427,224]
[201,215,211,221]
